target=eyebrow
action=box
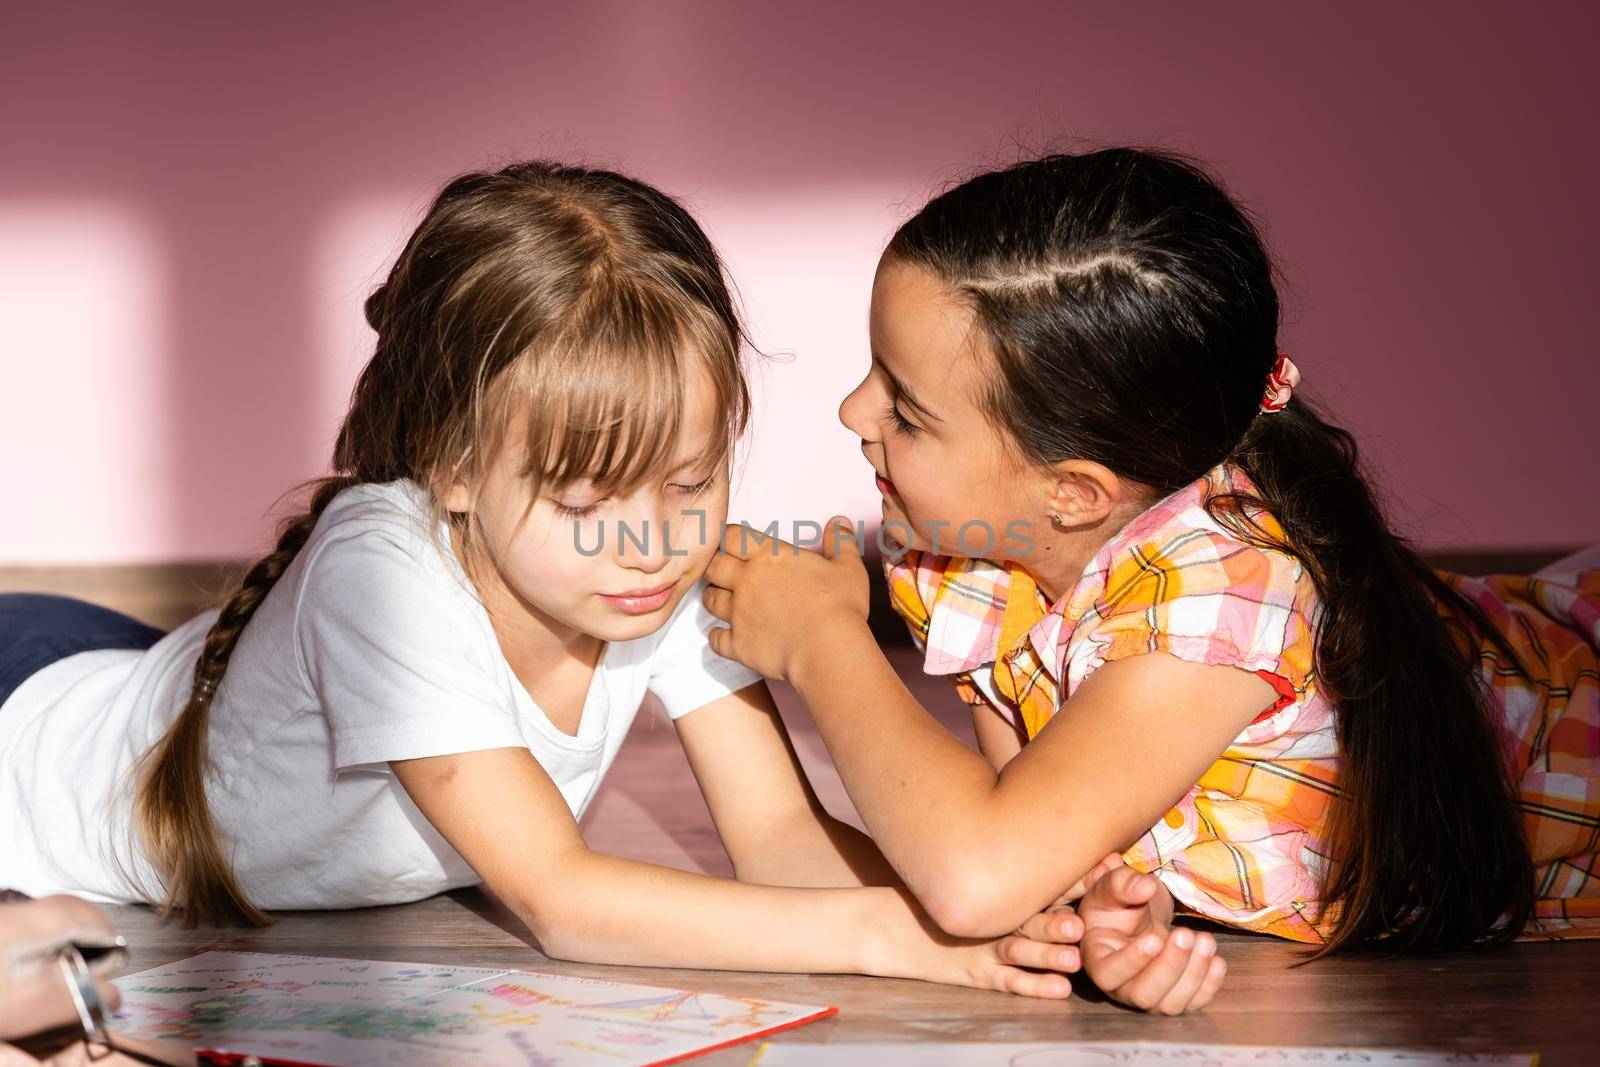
[872,355,943,423]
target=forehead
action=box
[500,355,726,483]
[869,261,985,398]
[667,358,722,465]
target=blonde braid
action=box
[134,475,357,927]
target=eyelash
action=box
[885,399,919,435]
[550,474,717,519]
[678,473,718,498]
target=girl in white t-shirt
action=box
[0,161,1155,998]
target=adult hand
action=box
[0,896,123,1042]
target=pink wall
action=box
[2,1,1595,564]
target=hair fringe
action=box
[131,159,751,925]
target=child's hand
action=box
[941,901,1086,1000]
[1066,853,1226,1014]
[872,886,1086,1001]
[703,516,872,683]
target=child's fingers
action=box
[1152,930,1217,1015]
[704,549,744,587]
[820,515,864,560]
[997,934,1081,974]
[1091,852,1126,879]
[93,976,123,1014]
[1075,857,1126,895]
[1081,927,1160,991]
[1187,955,1228,1011]
[700,583,733,621]
[1091,864,1160,909]
[1014,906,1082,944]
[994,965,1074,1001]
[1113,926,1200,1011]
[718,523,757,560]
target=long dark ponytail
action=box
[885,146,1533,955]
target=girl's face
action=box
[449,366,731,646]
[840,260,1047,561]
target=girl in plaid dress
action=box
[703,148,1599,1014]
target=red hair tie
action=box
[1259,353,1301,413]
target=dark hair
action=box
[884,146,1532,956]
[135,160,750,927]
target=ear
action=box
[1046,461,1125,528]
[438,476,474,514]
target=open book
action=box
[109,950,834,1066]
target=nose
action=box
[615,503,673,575]
[838,370,880,442]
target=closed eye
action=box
[673,473,718,497]
[885,398,919,435]
[552,499,604,518]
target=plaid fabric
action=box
[885,462,1600,944]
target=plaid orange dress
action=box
[885,461,1600,943]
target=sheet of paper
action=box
[751,1042,1536,1066]
[110,950,833,1066]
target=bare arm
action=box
[672,680,898,888]
[703,526,1273,940]
[969,697,1026,772]
[786,623,1269,937]
[389,745,1075,998]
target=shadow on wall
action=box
[1,0,1596,564]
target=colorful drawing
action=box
[587,992,720,1024]
[111,951,833,1066]
[752,1043,1537,1067]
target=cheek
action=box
[482,508,602,597]
[674,488,729,567]
[885,437,962,515]
[885,442,1024,550]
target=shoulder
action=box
[1100,523,1304,615]
[1062,466,1317,691]
[647,576,720,651]
[297,480,463,595]
[642,577,764,718]
[1082,464,1307,613]
[311,480,445,558]
[292,481,490,670]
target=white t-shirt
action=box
[0,480,761,909]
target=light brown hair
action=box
[134,161,751,926]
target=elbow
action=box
[503,891,570,958]
[530,928,584,963]
[496,863,600,963]
[915,863,1039,940]
[512,896,597,963]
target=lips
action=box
[875,471,899,498]
[598,579,677,615]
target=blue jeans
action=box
[0,594,167,708]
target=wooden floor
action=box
[5,561,1597,1064]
